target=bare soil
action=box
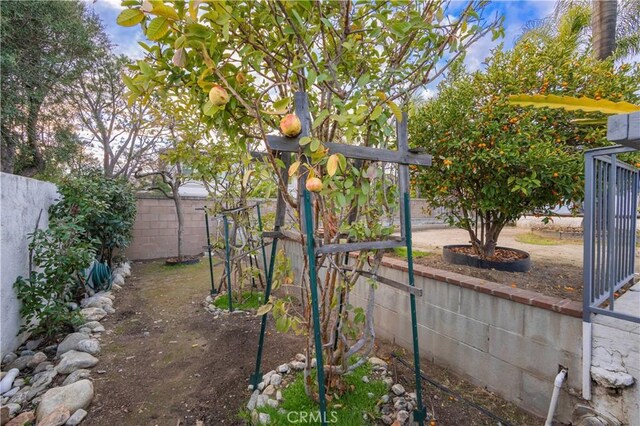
[448,246,528,261]
[392,253,584,301]
[84,260,303,426]
[376,343,543,426]
[84,259,546,426]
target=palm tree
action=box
[592,0,617,60]
[523,0,640,60]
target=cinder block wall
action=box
[127,195,437,260]
[1,173,59,354]
[279,238,583,423]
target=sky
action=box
[88,0,558,95]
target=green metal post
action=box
[256,204,269,286]
[204,209,217,295]
[250,236,278,387]
[222,215,233,312]
[404,192,426,425]
[303,189,328,426]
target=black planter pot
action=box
[165,255,201,266]
[442,245,531,273]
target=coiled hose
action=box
[86,260,112,292]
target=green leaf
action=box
[146,17,170,41]
[116,9,145,27]
[273,97,291,111]
[370,105,383,120]
[299,136,312,146]
[151,4,179,20]
[327,154,338,176]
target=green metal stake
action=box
[250,235,278,387]
[256,204,269,286]
[303,189,328,426]
[404,192,426,425]
[204,209,217,295]
[222,215,233,312]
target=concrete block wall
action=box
[279,238,583,423]
[1,173,59,354]
[127,195,437,260]
[126,195,278,260]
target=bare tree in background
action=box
[73,54,166,178]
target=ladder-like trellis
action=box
[251,92,432,426]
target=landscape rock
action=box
[65,408,87,425]
[7,387,30,405]
[75,340,100,355]
[55,351,98,375]
[1,353,17,366]
[362,375,369,383]
[19,351,33,357]
[396,410,410,423]
[258,412,270,425]
[294,353,306,362]
[7,356,33,371]
[267,398,278,408]
[277,364,290,374]
[246,390,259,410]
[82,322,105,333]
[25,339,43,351]
[57,334,91,357]
[26,369,58,400]
[290,361,305,371]
[391,384,405,396]
[81,294,113,310]
[369,357,388,367]
[2,388,18,398]
[38,406,70,426]
[112,274,125,286]
[80,308,107,322]
[33,362,54,374]
[36,380,94,421]
[6,403,21,417]
[27,352,47,368]
[270,374,282,386]
[262,385,275,396]
[62,370,91,387]
[256,395,267,408]
[5,411,34,426]
[43,346,58,358]
[0,369,19,394]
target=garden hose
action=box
[87,260,112,292]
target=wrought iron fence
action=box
[583,145,640,323]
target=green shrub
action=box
[50,170,137,266]
[14,217,96,340]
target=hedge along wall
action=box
[127,194,441,261]
[278,237,583,424]
[0,173,59,354]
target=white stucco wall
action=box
[1,173,58,355]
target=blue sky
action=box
[88,0,557,83]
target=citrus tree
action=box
[410,7,640,258]
[117,0,501,396]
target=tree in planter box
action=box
[410,8,640,259]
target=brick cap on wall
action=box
[379,256,582,318]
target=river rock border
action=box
[0,262,132,426]
[246,355,425,426]
[203,293,255,318]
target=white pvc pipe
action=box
[545,369,568,426]
[582,321,592,400]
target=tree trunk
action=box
[173,187,184,261]
[21,97,45,177]
[592,0,617,60]
[1,125,17,173]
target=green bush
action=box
[14,217,96,340]
[50,170,137,266]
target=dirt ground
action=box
[84,261,303,426]
[401,226,586,300]
[84,259,544,426]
